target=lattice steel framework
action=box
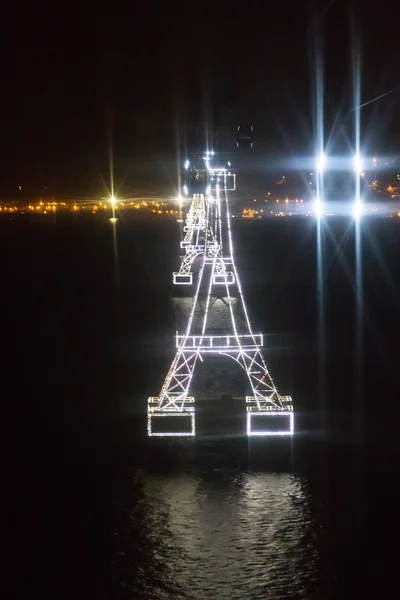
[148,168,294,436]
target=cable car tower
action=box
[147,153,294,437]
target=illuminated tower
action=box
[147,160,294,437]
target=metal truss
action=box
[209,167,236,192]
[174,194,207,284]
[180,194,206,247]
[148,170,293,437]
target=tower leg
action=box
[223,348,294,436]
[246,404,294,436]
[147,349,198,437]
[148,398,195,436]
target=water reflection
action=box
[110,470,318,599]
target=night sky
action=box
[1,1,399,195]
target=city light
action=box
[109,195,117,205]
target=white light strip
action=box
[217,184,224,257]
[151,433,194,437]
[181,348,263,354]
[183,244,204,252]
[148,407,195,412]
[148,411,195,437]
[249,431,293,437]
[246,411,294,436]
[157,197,212,410]
[173,273,193,285]
[214,186,244,366]
[213,273,235,284]
[176,334,263,348]
[148,157,292,434]
[223,184,282,409]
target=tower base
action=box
[173,272,193,285]
[147,397,195,437]
[246,395,294,436]
[147,396,295,437]
[213,272,235,285]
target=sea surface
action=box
[2,212,400,599]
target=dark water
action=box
[2,213,400,598]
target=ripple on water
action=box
[109,470,319,600]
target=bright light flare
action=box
[314,198,323,217]
[354,154,363,219]
[109,195,117,206]
[353,201,363,219]
[354,154,362,174]
[317,153,326,173]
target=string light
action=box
[246,411,294,436]
[147,155,293,436]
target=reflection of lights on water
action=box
[137,473,316,597]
